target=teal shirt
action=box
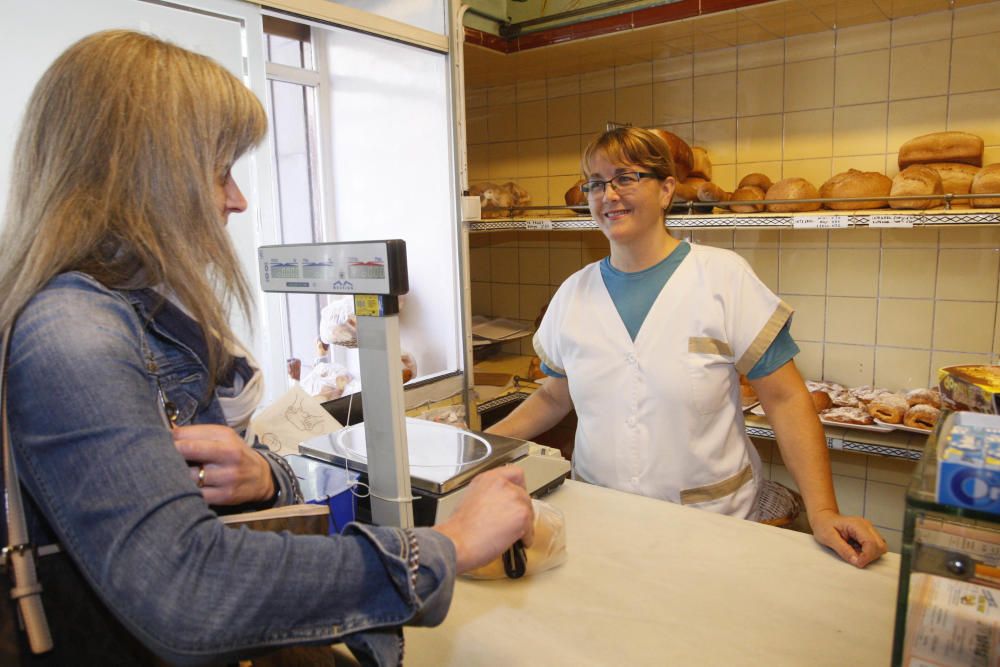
[542,241,798,380]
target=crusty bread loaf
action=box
[690,146,712,181]
[649,128,693,182]
[898,131,984,169]
[819,169,892,210]
[972,163,1000,207]
[696,181,727,203]
[739,173,773,192]
[926,162,980,195]
[564,178,587,206]
[889,165,944,209]
[674,181,698,202]
[730,185,766,213]
[765,177,821,213]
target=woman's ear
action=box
[659,176,677,211]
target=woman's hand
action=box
[172,424,275,506]
[432,466,535,573]
[809,509,888,568]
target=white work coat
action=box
[534,243,793,518]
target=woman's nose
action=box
[225,176,248,213]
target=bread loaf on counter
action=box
[690,146,712,181]
[739,173,773,192]
[889,165,944,209]
[898,131,984,169]
[649,128,693,182]
[972,164,1000,207]
[819,169,892,210]
[730,185,766,213]
[765,177,821,213]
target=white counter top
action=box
[405,479,900,666]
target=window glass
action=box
[330,0,446,35]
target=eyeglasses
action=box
[580,172,658,196]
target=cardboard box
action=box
[939,365,1000,414]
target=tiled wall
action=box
[467,3,1000,551]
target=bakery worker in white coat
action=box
[487,126,887,568]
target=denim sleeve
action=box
[7,277,456,666]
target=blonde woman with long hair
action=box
[0,30,532,665]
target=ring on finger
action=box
[197,465,206,488]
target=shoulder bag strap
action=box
[1,327,53,653]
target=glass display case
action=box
[892,411,1000,666]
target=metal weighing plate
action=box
[299,417,529,495]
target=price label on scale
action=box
[791,215,848,229]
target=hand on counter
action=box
[809,509,888,568]
[173,424,275,506]
[432,466,535,574]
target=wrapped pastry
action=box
[867,394,908,424]
[821,407,874,425]
[464,500,567,580]
[903,404,940,431]
[905,387,941,409]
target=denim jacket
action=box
[3,272,456,666]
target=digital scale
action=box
[259,240,569,528]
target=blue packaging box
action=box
[937,413,1000,514]
[286,454,359,534]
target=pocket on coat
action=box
[686,337,734,415]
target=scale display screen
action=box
[258,239,407,295]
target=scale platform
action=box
[299,417,570,525]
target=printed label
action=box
[791,215,848,229]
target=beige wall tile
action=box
[615,84,653,128]
[939,227,1000,248]
[937,248,1000,301]
[654,54,693,82]
[490,247,518,284]
[517,79,546,102]
[693,118,738,164]
[616,62,653,87]
[491,231,517,247]
[580,90,615,136]
[836,22,890,55]
[832,474,867,517]
[836,50,890,105]
[833,103,888,156]
[693,72,738,121]
[890,41,950,101]
[582,247,607,265]
[488,104,517,142]
[786,31,836,62]
[881,529,902,555]
[779,248,828,294]
[824,343,876,387]
[546,136,581,177]
[491,283,519,318]
[948,90,1000,145]
[880,248,938,297]
[795,340,824,380]
[874,347,933,392]
[547,96,581,137]
[488,141,517,180]
[828,228,881,247]
[712,163,737,192]
[953,3,1000,37]
[519,284,550,320]
[517,231,549,248]
[519,176,548,207]
[470,281,491,315]
[735,162,783,188]
[694,47,737,75]
[891,11,953,46]
[868,456,918,485]
[665,122,695,145]
[691,230,734,247]
[468,144,489,181]
[549,247,583,285]
[878,298,934,348]
[470,247,491,282]
[931,349,991,372]
[785,58,835,111]
[832,154,887,174]
[737,66,784,116]
[517,100,548,140]
[467,108,489,145]
[546,74,579,98]
[469,232,491,248]
[549,231,581,248]
[487,84,515,107]
[784,109,834,160]
[653,79,693,126]
[865,481,907,530]
[951,33,1000,93]
[549,175,582,207]
[517,248,548,285]
[580,67,614,93]
[782,294,826,340]
[582,230,610,249]
[887,97,948,159]
[779,229,829,248]
[517,139,547,178]
[739,39,784,69]
[737,114,783,163]
[733,229,781,247]
[984,145,1000,165]
[933,300,996,352]
[829,248,880,297]
[829,450,868,479]
[827,297,877,344]
[882,228,939,247]
[735,248,779,291]
[466,87,488,109]
[780,158,833,186]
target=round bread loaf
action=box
[890,165,944,209]
[898,131,984,169]
[867,394,908,424]
[690,146,712,181]
[730,185,766,213]
[904,404,940,430]
[564,178,587,206]
[810,390,832,413]
[739,173,773,192]
[971,163,1000,207]
[674,181,698,202]
[696,181,727,203]
[819,169,892,210]
[926,162,980,197]
[649,128,693,182]
[765,177,821,213]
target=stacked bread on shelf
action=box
[469,181,532,218]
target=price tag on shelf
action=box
[866,214,914,228]
[791,215,848,229]
[524,219,553,231]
